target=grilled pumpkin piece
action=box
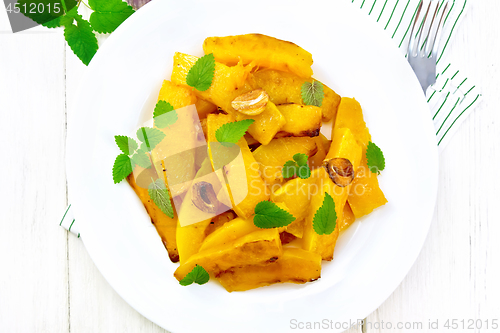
[276,104,322,138]
[249,69,341,121]
[203,34,313,78]
[216,248,321,292]
[171,52,254,115]
[126,167,178,262]
[199,217,259,252]
[252,136,317,187]
[174,229,282,281]
[302,128,362,260]
[333,98,387,218]
[206,113,269,219]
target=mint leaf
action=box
[114,135,138,155]
[88,0,135,34]
[282,160,297,179]
[64,12,98,66]
[301,81,324,107]
[215,119,254,147]
[282,153,311,179]
[366,141,385,174]
[179,265,210,286]
[112,154,133,184]
[148,179,174,218]
[131,150,151,168]
[153,100,177,128]
[186,53,215,91]
[136,127,165,151]
[18,0,77,25]
[253,201,295,229]
[312,192,337,235]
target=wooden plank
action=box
[64,38,169,333]
[363,1,500,331]
[0,32,69,332]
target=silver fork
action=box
[407,0,450,92]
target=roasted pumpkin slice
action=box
[276,104,322,138]
[171,52,254,114]
[303,128,362,260]
[249,69,341,121]
[199,217,259,252]
[203,34,313,78]
[150,81,200,197]
[234,101,285,145]
[252,136,317,187]
[174,229,282,281]
[339,202,356,232]
[126,167,178,262]
[333,98,387,218]
[216,248,321,292]
[206,114,269,219]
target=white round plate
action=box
[67,0,439,332]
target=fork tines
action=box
[408,0,450,59]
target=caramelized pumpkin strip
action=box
[171,52,254,114]
[203,34,313,78]
[249,69,341,122]
[275,104,322,138]
[234,101,285,145]
[252,136,317,187]
[216,248,321,292]
[126,167,178,262]
[302,128,362,260]
[199,217,258,252]
[207,114,269,219]
[333,98,387,218]
[174,229,282,281]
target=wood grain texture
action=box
[0,33,69,332]
[0,1,499,332]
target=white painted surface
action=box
[0,1,498,332]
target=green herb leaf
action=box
[312,192,337,235]
[148,179,174,218]
[215,119,254,147]
[153,100,178,128]
[18,0,78,25]
[114,135,138,155]
[253,201,295,229]
[282,160,298,179]
[131,150,151,168]
[88,0,135,34]
[282,153,311,179]
[179,265,210,286]
[301,80,324,107]
[112,154,133,184]
[136,127,165,151]
[63,11,98,66]
[366,141,385,174]
[186,53,215,91]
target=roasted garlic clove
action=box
[191,181,219,214]
[231,89,269,115]
[323,158,355,187]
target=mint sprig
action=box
[115,135,138,155]
[215,119,254,147]
[148,179,174,218]
[253,201,296,229]
[366,141,386,174]
[88,0,134,34]
[301,81,324,107]
[179,265,210,286]
[282,153,311,179]
[186,53,216,91]
[312,192,337,235]
[136,127,165,152]
[24,0,135,66]
[112,154,133,184]
[153,101,178,128]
